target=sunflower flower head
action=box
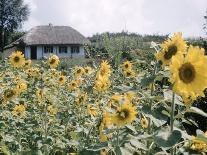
[3,89,17,102]
[112,101,137,127]
[141,117,149,129]
[87,105,98,117]
[67,79,81,91]
[16,81,27,93]
[12,104,26,117]
[74,66,85,78]
[9,51,25,68]
[170,45,207,102]
[47,105,57,116]
[24,59,32,68]
[48,55,59,68]
[156,32,187,66]
[122,60,133,71]
[58,75,67,85]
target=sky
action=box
[23,0,207,37]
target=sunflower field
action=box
[0,33,207,155]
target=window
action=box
[59,46,67,53]
[44,46,53,53]
[71,46,80,53]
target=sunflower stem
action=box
[170,92,175,155]
[116,128,120,146]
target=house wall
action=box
[37,46,43,59]
[25,45,85,59]
[25,46,31,59]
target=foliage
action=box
[0,34,207,155]
[0,0,29,52]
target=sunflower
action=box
[123,69,136,78]
[74,66,85,78]
[58,75,66,85]
[3,89,17,101]
[87,105,98,117]
[12,104,26,117]
[9,51,25,68]
[191,132,207,152]
[26,67,40,77]
[16,81,27,93]
[24,59,32,68]
[75,92,87,105]
[67,79,80,91]
[84,66,93,75]
[141,118,149,129]
[36,88,45,101]
[94,76,111,93]
[48,55,59,68]
[156,32,187,66]
[47,105,57,116]
[112,102,137,127]
[170,46,207,101]
[98,60,111,77]
[122,60,133,71]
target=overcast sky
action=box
[23,0,207,37]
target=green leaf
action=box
[130,139,147,150]
[140,75,156,87]
[154,130,182,148]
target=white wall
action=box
[37,46,43,59]
[26,45,85,59]
[71,46,85,58]
[25,46,31,59]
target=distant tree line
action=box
[0,0,29,53]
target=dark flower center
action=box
[179,63,195,83]
[77,69,82,74]
[126,71,131,76]
[5,90,15,99]
[118,109,129,120]
[50,58,56,64]
[14,56,20,62]
[125,64,129,68]
[164,45,177,60]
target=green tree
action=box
[0,0,29,53]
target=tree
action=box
[0,0,29,52]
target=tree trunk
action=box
[0,27,4,53]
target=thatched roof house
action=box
[4,24,90,59]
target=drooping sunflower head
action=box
[36,88,45,101]
[48,55,59,68]
[9,51,25,68]
[156,32,187,66]
[122,61,133,71]
[123,69,136,78]
[141,118,149,129]
[75,92,88,105]
[112,102,137,127]
[3,89,17,101]
[170,45,207,101]
[99,60,111,77]
[94,76,111,93]
[24,59,32,68]
[87,105,98,117]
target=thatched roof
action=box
[5,25,90,48]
